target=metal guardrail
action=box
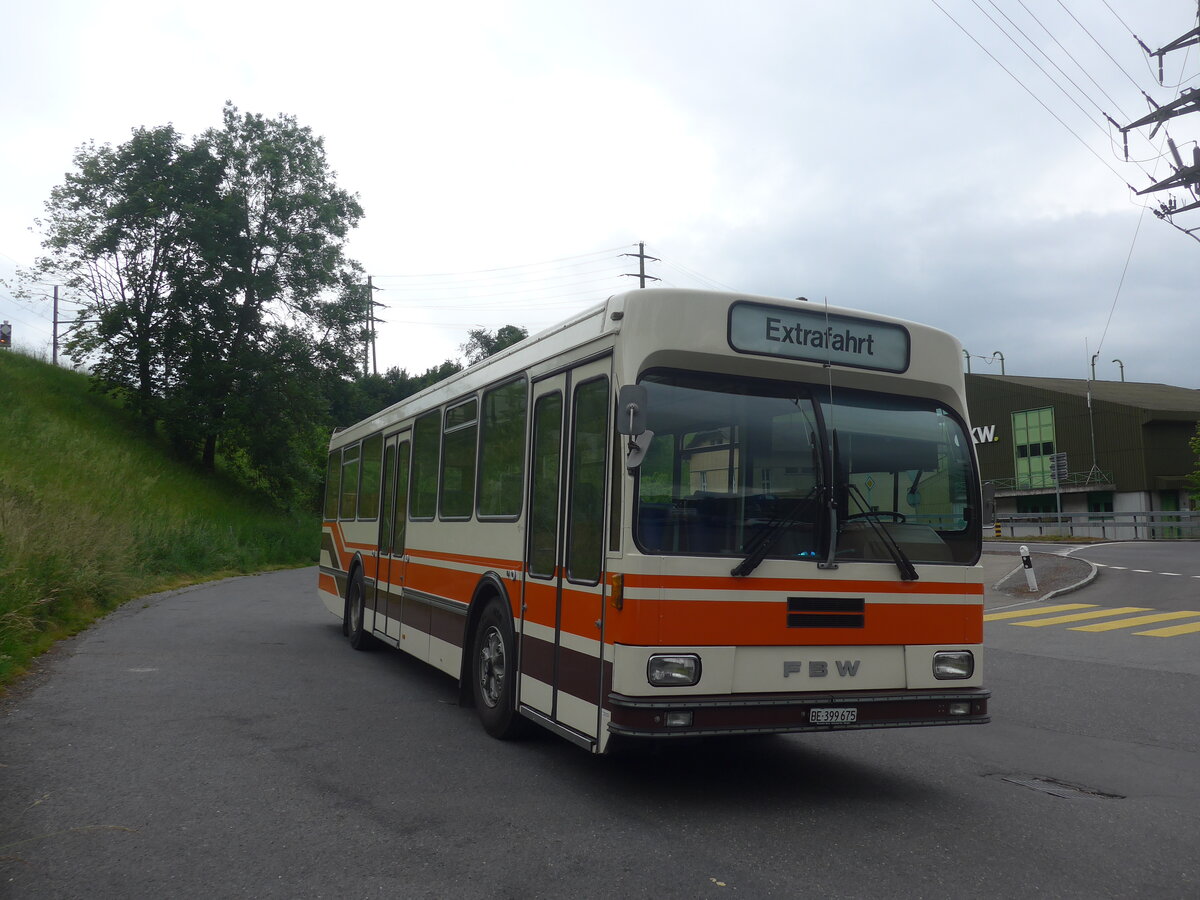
[989,470,1115,491]
[991,511,1199,540]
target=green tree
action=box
[332,360,465,427]
[460,325,529,364]
[34,106,368,508]
[187,103,366,472]
[35,125,219,429]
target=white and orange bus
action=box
[318,289,988,752]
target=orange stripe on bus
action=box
[559,585,605,638]
[605,599,982,646]
[523,580,558,629]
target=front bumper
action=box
[607,687,990,738]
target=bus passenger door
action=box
[521,360,610,742]
[372,431,410,642]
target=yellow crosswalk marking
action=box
[1135,621,1200,638]
[1012,607,1151,627]
[1072,611,1200,632]
[984,604,1095,622]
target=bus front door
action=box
[522,360,611,742]
[371,431,410,642]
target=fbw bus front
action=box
[318,289,989,753]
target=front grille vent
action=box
[787,596,865,628]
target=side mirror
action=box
[616,384,653,470]
[616,384,648,436]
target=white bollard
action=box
[1019,544,1038,592]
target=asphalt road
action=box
[1067,542,1200,611]
[2,560,1197,898]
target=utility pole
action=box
[621,242,660,288]
[363,276,385,376]
[1117,5,1200,231]
[52,285,59,366]
[1135,2,1200,85]
[367,275,375,376]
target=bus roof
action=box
[330,289,965,449]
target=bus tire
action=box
[345,569,375,652]
[471,598,524,739]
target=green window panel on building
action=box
[1012,407,1055,489]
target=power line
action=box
[1056,0,1144,92]
[0,306,52,334]
[1099,0,1137,40]
[372,258,628,292]
[981,0,1116,127]
[972,0,1172,185]
[931,0,1138,191]
[371,246,624,280]
[1095,206,1146,358]
[1014,0,1133,121]
[656,258,741,292]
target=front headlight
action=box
[933,650,974,679]
[647,654,701,687]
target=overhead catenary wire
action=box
[656,258,742,293]
[373,261,629,295]
[1056,0,1145,93]
[371,246,626,280]
[981,0,1125,126]
[1017,0,1133,120]
[933,0,1200,374]
[1095,206,1146,359]
[930,0,1140,192]
[1005,0,1180,168]
[966,0,1171,183]
[1001,0,1171,171]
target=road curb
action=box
[984,550,1098,603]
[1040,558,1099,601]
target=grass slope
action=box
[0,351,319,687]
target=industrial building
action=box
[964,374,1199,532]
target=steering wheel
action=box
[846,511,906,523]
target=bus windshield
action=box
[633,370,979,566]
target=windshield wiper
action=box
[730,486,820,577]
[846,484,919,581]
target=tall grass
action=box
[0,351,320,687]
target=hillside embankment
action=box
[0,351,319,688]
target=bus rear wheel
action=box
[471,599,525,739]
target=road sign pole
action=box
[1020,544,1038,592]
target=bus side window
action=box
[528,393,563,578]
[339,444,360,520]
[567,377,609,583]
[379,441,396,552]
[394,441,410,552]
[478,378,527,518]
[323,451,339,521]
[440,399,478,519]
[358,433,383,520]
[410,411,440,519]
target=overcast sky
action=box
[2,0,1198,388]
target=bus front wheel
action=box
[471,599,524,739]
[344,570,374,651]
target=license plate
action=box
[809,707,857,724]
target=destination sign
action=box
[728,301,910,373]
